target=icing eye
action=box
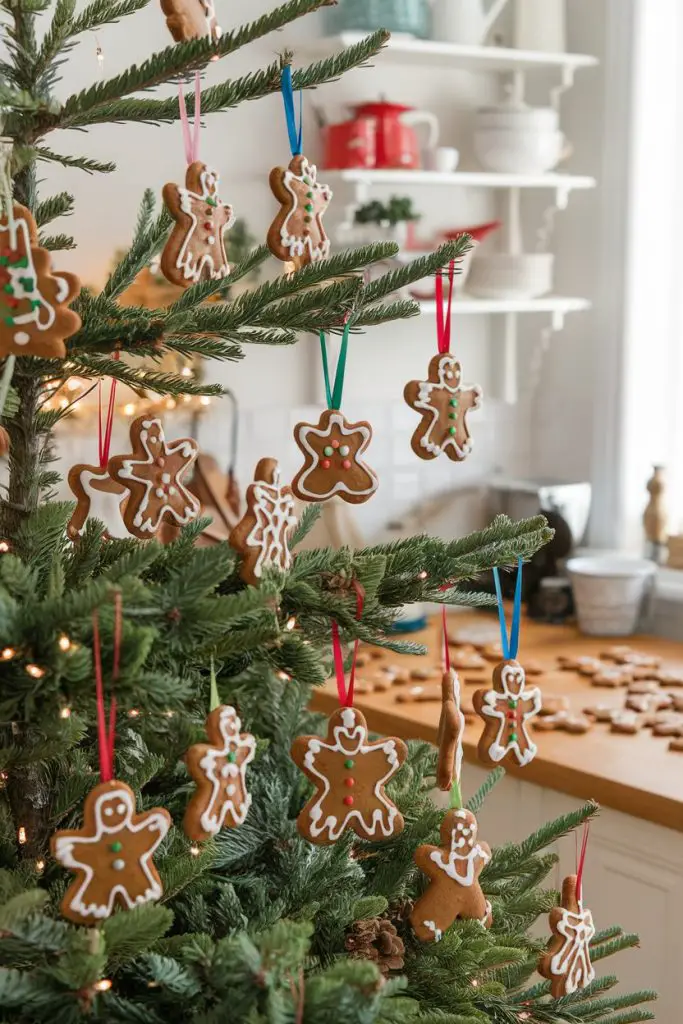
[104,806,114,816]
[116,802,126,814]
[445,371,453,379]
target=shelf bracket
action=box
[551,309,566,332]
[554,185,569,210]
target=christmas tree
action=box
[0,1,656,1021]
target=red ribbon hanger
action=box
[92,592,122,781]
[97,351,119,469]
[435,259,456,355]
[441,604,451,673]
[576,821,591,902]
[331,580,365,708]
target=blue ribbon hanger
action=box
[280,64,303,156]
[492,557,523,659]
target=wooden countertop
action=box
[310,613,683,833]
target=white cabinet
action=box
[462,767,682,1018]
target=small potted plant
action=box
[353,195,421,248]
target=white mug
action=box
[424,146,460,173]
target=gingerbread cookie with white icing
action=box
[160,0,221,41]
[291,706,407,845]
[404,354,481,462]
[0,203,80,358]
[108,416,200,540]
[437,669,465,791]
[473,659,542,769]
[67,463,128,541]
[50,780,171,926]
[184,705,255,842]
[410,808,491,943]
[161,162,234,288]
[267,155,332,269]
[229,457,297,585]
[538,874,596,997]
[291,409,378,505]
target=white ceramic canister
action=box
[566,556,656,636]
[513,0,566,53]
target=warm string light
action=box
[417,570,428,580]
[285,616,297,631]
[1,647,16,660]
[277,671,291,682]
[0,540,10,553]
[127,708,141,718]
[60,706,72,719]
[58,634,72,652]
[25,663,45,679]
[93,979,112,993]
[189,844,200,857]
[35,858,45,873]
[17,826,26,844]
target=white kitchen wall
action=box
[35,0,605,538]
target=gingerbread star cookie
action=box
[67,463,128,541]
[229,457,297,585]
[160,0,222,41]
[50,780,171,926]
[161,162,234,288]
[0,203,80,358]
[108,416,200,540]
[291,409,378,505]
[404,353,481,462]
[184,705,255,842]
[473,659,542,769]
[291,706,407,845]
[410,808,491,943]
[267,155,332,269]
[538,874,596,997]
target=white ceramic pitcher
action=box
[431,0,511,46]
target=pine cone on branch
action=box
[345,918,405,976]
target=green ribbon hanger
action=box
[319,321,351,411]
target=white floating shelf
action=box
[418,296,590,316]
[325,168,596,191]
[303,33,598,75]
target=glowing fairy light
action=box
[181,366,193,377]
[58,634,72,651]
[0,540,10,553]
[285,616,297,631]
[190,844,200,857]
[18,826,26,844]
[25,664,45,679]
[60,706,72,719]
[1,647,16,660]
[93,979,112,993]
[277,671,291,682]
[200,396,211,406]
[123,403,136,417]
[127,708,141,718]
[35,859,45,873]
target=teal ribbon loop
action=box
[280,65,303,156]
[320,323,350,411]
[492,557,523,660]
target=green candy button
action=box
[449,398,458,407]
[306,192,313,199]
[227,752,237,763]
[448,426,456,436]
[344,759,354,769]
[323,445,333,457]
[510,732,518,742]
[109,841,122,853]
[448,412,456,420]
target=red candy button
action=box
[343,795,354,806]
[342,459,351,470]
[321,459,331,470]
[344,777,355,788]
[331,440,340,448]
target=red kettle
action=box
[352,101,439,170]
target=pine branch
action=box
[359,237,472,307]
[33,0,76,82]
[39,232,75,251]
[352,298,420,328]
[34,145,116,174]
[590,933,641,963]
[68,0,151,36]
[43,3,384,131]
[291,504,323,548]
[35,191,74,226]
[67,354,223,397]
[466,769,504,815]
[94,195,171,306]
[166,245,272,313]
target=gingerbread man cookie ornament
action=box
[161,162,234,288]
[291,706,407,845]
[410,808,491,943]
[184,705,255,842]
[437,669,465,792]
[160,0,221,42]
[229,458,297,585]
[291,409,378,505]
[539,874,596,997]
[108,416,200,540]
[268,155,332,269]
[473,659,542,768]
[0,203,80,358]
[67,463,128,541]
[50,780,171,926]
[404,354,481,462]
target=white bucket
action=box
[566,556,656,636]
